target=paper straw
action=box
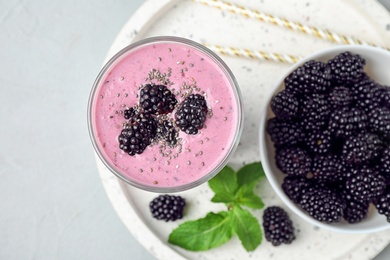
[194,0,390,51]
[204,43,302,63]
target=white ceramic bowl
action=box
[259,45,390,234]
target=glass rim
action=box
[88,36,244,193]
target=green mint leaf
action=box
[208,165,238,197]
[236,162,265,189]
[235,185,265,209]
[230,206,262,252]
[168,212,234,251]
[211,192,236,203]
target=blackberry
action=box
[282,175,313,203]
[330,86,353,108]
[139,84,177,114]
[311,155,346,183]
[368,107,390,139]
[118,111,157,156]
[342,198,369,224]
[328,107,368,139]
[275,146,312,177]
[284,60,332,94]
[304,130,332,155]
[270,90,299,118]
[149,194,186,222]
[299,93,331,131]
[300,110,329,131]
[267,117,304,147]
[341,133,383,166]
[123,107,136,119]
[374,189,390,223]
[175,94,208,135]
[327,51,366,84]
[352,75,383,113]
[300,93,331,116]
[156,119,179,147]
[299,188,345,223]
[262,206,295,246]
[345,168,386,203]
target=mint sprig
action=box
[168,162,265,252]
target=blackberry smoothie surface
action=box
[89,37,242,191]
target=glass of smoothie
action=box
[88,36,243,192]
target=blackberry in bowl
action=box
[259,45,390,233]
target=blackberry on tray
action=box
[149,194,186,222]
[263,206,296,246]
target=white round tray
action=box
[96,0,390,259]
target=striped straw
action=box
[204,43,302,63]
[194,0,390,51]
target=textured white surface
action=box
[1,0,390,259]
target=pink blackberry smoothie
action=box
[88,37,243,192]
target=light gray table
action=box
[1,0,389,259]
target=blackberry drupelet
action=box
[263,206,295,246]
[275,146,312,177]
[311,155,346,183]
[139,84,177,114]
[267,117,305,147]
[368,107,390,139]
[330,86,353,108]
[118,111,157,156]
[374,189,390,223]
[328,107,368,139]
[156,118,179,147]
[299,188,345,223]
[341,133,383,166]
[284,60,332,94]
[345,168,386,203]
[270,90,299,118]
[305,130,332,155]
[149,194,186,222]
[175,94,208,135]
[327,51,366,84]
[282,175,313,203]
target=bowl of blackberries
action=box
[259,45,390,233]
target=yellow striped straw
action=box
[204,43,302,63]
[194,0,390,51]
